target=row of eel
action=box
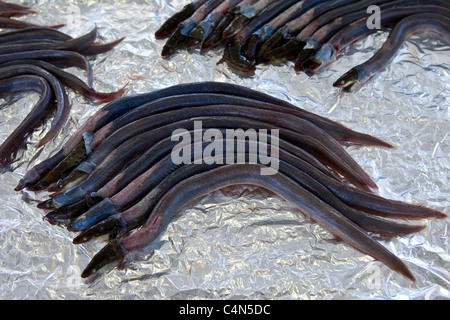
[2,1,446,282]
[0,1,125,169]
[0,0,62,29]
[156,0,450,90]
[15,81,446,281]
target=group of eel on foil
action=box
[157,0,450,90]
[14,80,445,281]
[0,0,447,287]
[0,1,125,170]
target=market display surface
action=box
[0,0,448,300]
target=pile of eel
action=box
[15,81,446,281]
[0,1,125,169]
[156,0,450,90]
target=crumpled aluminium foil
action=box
[0,0,448,300]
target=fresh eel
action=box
[65,139,430,238]
[296,0,392,41]
[0,75,53,165]
[155,0,450,82]
[48,128,443,229]
[244,0,309,61]
[0,64,69,149]
[45,110,377,209]
[267,0,392,65]
[186,0,243,45]
[45,129,339,221]
[180,0,226,37]
[0,28,124,57]
[245,0,331,62]
[77,37,125,56]
[71,154,426,246]
[0,0,34,15]
[334,13,450,91]
[258,0,361,61]
[80,164,418,281]
[0,16,63,29]
[222,0,279,39]
[1,59,126,104]
[302,5,450,74]
[18,82,390,191]
[0,27,123,56]
[0,27,72,45]
[0,27,98,56]
[221,0,304,72]
[293,0,449,69]
[46,102,377,194]
[0,50,94,86]
[0,10,34,18]
[161,0,225,58]
[68,143,267,231]
[202,0,260,49]
[155,0,209,39]
[70,93,382,184]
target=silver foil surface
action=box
[0,0,448,300]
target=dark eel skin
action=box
[257,0,361,62]
[80,164,423,281]
[0,22,125,170]
[0,75,53,165]
[1,59,126,104]
[22,83,444,282]
[161,0,225,58]
[42,93,347,193]
[156,0,450,89]
[221,0,306,72]
[187,0,243,45]
[155,0,209,39]
[292,0,450,70]
[302,5,450,74]
[244,0,323,62]
[17,82,391,192]
[334,13,450,91]
[0,27,98,56]
[0,64,69,150]
[45,121,443,234]
[0,0,35,17]
[44,127,334,218]
[0,50,94,86]
[65,140,427,239]
[45,100,378,195]
[48,127,444,223]
[0,27,72,45]
[0,17,63,29]
[266,0,396,68]
[44,111,377,209]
